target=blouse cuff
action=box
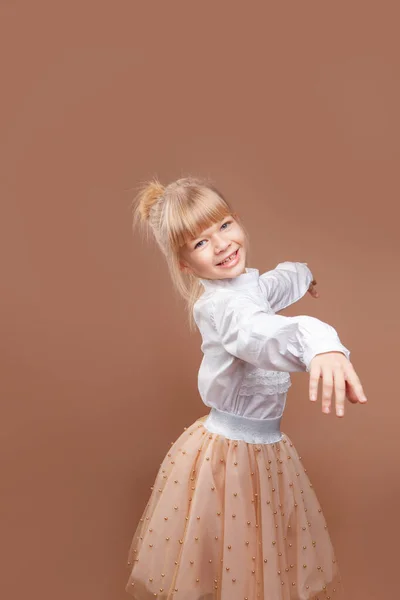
[276,261,314,305]
[261,262,314,312]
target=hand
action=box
[309,352,368,417]
[308,279,319,298]
[304,263,319,298]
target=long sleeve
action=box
[259,262,313,313]
[212,292,350,373]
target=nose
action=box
[214,237,231,254]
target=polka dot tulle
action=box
[126,416,344,599]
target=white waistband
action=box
[203,407,283,444]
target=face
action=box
[179,213,247,280]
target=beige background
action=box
[1,1,399,599]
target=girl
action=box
[126,176,367,600]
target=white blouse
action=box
[193,262,350,420]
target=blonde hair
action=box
[132,175,248,330]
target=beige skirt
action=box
[126,408,344,600]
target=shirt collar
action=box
[199,267,260,291]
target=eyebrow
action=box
[191,217,229,243]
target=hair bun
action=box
[135,178,165,222]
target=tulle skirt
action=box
[126,409,344,600]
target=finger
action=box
[309,362,321,402]
[333,368,346,417]
[345,381,359,403]
[321,367,334,414]
[344,365,368,403]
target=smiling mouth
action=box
[217,249,239,266]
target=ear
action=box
[179,260,192,273]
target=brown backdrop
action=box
[1,1,399,599]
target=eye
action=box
[193,220,232,249]
[221,220,231,230]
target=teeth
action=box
[219,250,237,265]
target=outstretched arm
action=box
[212,290,349,374]
[259,261,316,313]
[212,292,367,416]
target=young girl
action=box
[126,176,367,600]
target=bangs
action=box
[164,189,231,250]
